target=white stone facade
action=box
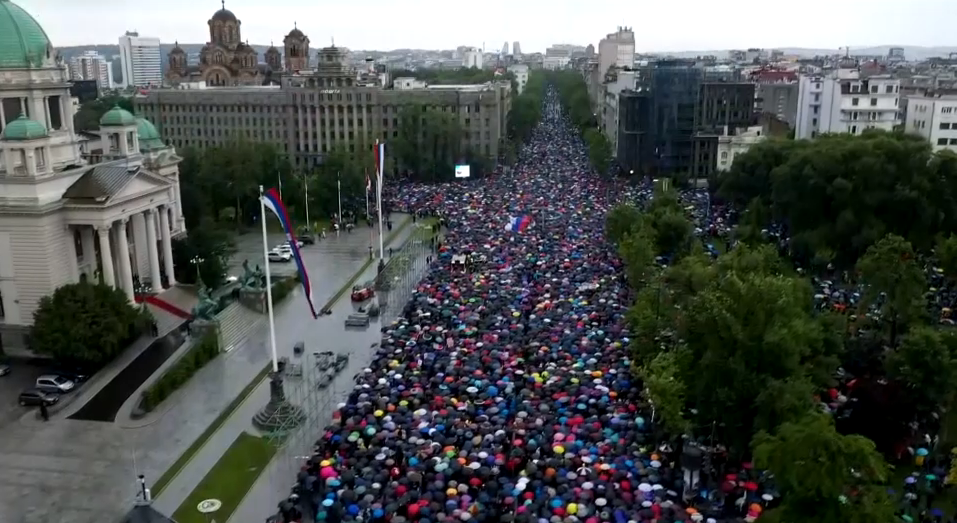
[905,95,957,153]
[796,69,902,139]
[0,42,186,352]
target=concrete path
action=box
[0,215,412,523]
[227,245,434,523]
[147,217,417,519]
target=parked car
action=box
[288,240,304,248]
[299,235,315,245]
[49,367,88,382]
[351,285,375,302]
[0,363,10,377]
[268,250,292,263]
[35,374,75,393]
[18,388,59,407]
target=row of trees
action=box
[716,131,957,268]
[390,67,513,87]
[548,71,612,174]
[507,72,547,150]
[610,198,905,521]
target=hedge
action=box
[270,276,298,303]
[141,332,220,412]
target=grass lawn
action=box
[172,431,277,523]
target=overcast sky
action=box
[16,0,957,53]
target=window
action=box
[941,123,951,130]
[885,85,894,94]
[852,98,859,106]
[851,125,857,134]
[951,139,957,145]
[720,151,728,160]
[944,107,954,114]
[870,98,877,106]
[812,118,818,126]
[870,85,878,94]
[938,138,949,145]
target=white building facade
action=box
[796,69,901,139]
[597,27,635,76]
[118,31,162,87]
[0,1,186,352]
[507,64,529,95]
[70,50,112,89]
[905,95,957,153]
[463,48,483,69]
[717,126,766,172]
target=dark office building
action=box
[617,89,654,176]
[692,82,756,177]
[69,80,99,104]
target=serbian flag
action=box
[260,188,319,319]
[373,140,386,186]
[504,215,532,233]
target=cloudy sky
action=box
[16,0,957,53]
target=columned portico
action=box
[159,205,176,286]
[96,225,115,287]
[115,218,135,301]
[145,208,163,292]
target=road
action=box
[0,215,414,523]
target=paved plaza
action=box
[0,216,413,523]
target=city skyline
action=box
[16,0,957,54]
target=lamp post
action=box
[190,255,205,286]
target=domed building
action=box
[166,2,266,86]
[0,0,187,353]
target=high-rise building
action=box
[795,69,901,139]
[502,42,509,57]
[464,47,483,69]
[598,27,635,76]
[70,51,112,89]
[118,31,162,87]
[512,41,522,58]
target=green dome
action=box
[1,114,47,140]
[0,0,53,69]
[100,105,136,127]
[136,117,165,150]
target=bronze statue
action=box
[240,259,266,290]
[192,284,218,321]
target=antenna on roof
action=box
[294,21,297,29]
[331,36,335,47]
[221,0,225,10]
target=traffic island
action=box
[171,431,276,523]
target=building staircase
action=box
[136,286,197,335]
[215,302,265,353]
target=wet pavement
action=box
[0,215,412,523]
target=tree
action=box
[605,204,643,245]
[619,229,657,285]
[171,224,235,290]
[856,233,926,345]
[74,95,135,132]
[31,282,146,367]
[886,326,957,418]
[638,351,690,436]
[507,72,546,148]
[392,105,470,182]
[753,413,896,523]
[937,233,957,280]
[717,132,954,268]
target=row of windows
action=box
[167,134,496,157]
[937,138,957,146]
[850,97,898,107]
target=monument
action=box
[238,259,268,313]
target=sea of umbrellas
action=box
[271,94,778,523]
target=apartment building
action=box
[118,31,162,87]
[795,69,901,139]
[134,46,510,170]
[69,51,112,89]
[905,94,957,153]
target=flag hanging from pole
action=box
[374,140,386,187]
[260,188,319,319]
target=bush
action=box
[270,277,298,303]
[30,282,144,367]
[141,332,220,412]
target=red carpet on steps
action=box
[137,294,192,319]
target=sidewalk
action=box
[228,248,434,523]
[150,219,416,519]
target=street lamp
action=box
[190,255,205,286]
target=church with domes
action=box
[165,2,311,86]
[0,0,187,352]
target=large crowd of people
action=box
[270,92,780,523]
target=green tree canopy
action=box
[885,326,957,418]
[717,132,957,268]
[171,224,235,289]
[856,233,927,345]
[753,413,895,523]
[605,204,643,245]
[31,282,146,367]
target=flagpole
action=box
[337,172,342,237]
[277,169,283,201]
[376,144,385,260]
[303,172,310,232]
[259,185,279,373]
